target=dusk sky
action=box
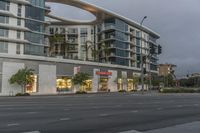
[47,0,200,77]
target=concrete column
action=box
[1,62,24,96]
[108,70,117,92]
[38,65,56,94]
[92,69,100,92]
[122,71,128,90]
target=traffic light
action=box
[158,45,162,55]
[150,45,156,54]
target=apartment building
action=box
[0,0,161,96]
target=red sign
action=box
[96,71,112,76]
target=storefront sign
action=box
[96,71,112,76]
[74,66,81,75]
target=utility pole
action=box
[140,16,147,94]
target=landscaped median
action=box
[159,87,200,93]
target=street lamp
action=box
[140,16,147,93]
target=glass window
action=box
[17,4,22,17]
[25,32,44,44]
[68,28,78,34]
[99,78,109,92]
[17,31,21,39]
[16,44,20,54]
[0,28,9,37]
[0,41,8,53]
[27,0,45,8]
[80,28,88,37]
[0,16,9,24]
[56,76,72,92]
[0,1,10,11]
[24,44,44,56]
[26,75,38,93]
[17,18,21,26]
[25,6,45,21]
[25,20,44,32]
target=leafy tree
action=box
[72,72,90,91]
[9,67,34,93]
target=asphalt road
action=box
[0,92,200,133]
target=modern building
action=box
[0,0,161,96]
[158,63,176,77]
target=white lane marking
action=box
[120,129,142,133]
[130,110,139,113]
[60,117,71,121]
[7,123,20,127]
[99,114,109,117]
[23,131,41,133]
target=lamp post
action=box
[140,16,147,93]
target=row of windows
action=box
[25,20,44,32]
[104,18,128,32]
[0,16,9,24]
[25,6,45,21]
[0,1,10,11]
[24,44,44,56]
[25,32,44,44]
[27,0,45,8]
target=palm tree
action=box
[91,47,99,62]
[49,34,68,57]
[101,44,110,63]
[83,40,94,61]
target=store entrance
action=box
[26,75,37,93]
[99,78,109,92]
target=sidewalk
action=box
[145,121,200,133]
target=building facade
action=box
[158,64,176,77]
[0,0,161,96]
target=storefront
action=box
[26,75,38,93]
[82,79,92,92]
[56,76,72,92]
[96,71,112,92]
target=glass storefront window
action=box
[99,78,109,91]
[127,79,134,91]
[56,77,72,92]
[82,80,92,91]
[26,75,37,93]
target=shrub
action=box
[129,89,137,92]
[76,91,87,94]
[15,93,30,96]
[118,90,127,92]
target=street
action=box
[0,93,200,133]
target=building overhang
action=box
[46,0,160,38]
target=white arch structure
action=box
[46,0,160,38]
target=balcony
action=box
[66,40,78,44]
